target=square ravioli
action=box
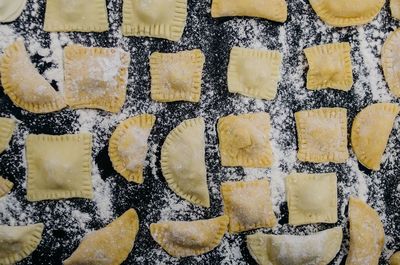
[150,50,205,102]
[221,179,277,233]
[304,42,353,91]
[64,45,130,113]
[286,173,338,226]
[217,112,273,168]
[228,47,282,100]
[295,108,349,163]
[44,0,109,32]
[122,0,188,41]
[26,134,93,201]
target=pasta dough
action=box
[0,118,15,154]
[64,209,139,265]
[391,0,400,19]
[64,44,130,113]
[26,133,93,201]
[0,176,13,198]
[221,179,277,233]
[391,252,400,265]
[351,103,400,170]
[108,114,156,184]
[0,40,66,113]
[286,173,337,226]
[382,29,400,97]
[123,0,188,41]
[44,0,109,32]
[0,223,44,265]
[211,0,288,23]
[304,42,353,91]
[228,47,282,100]
[0,0,26,22]
[309,0,385,27]
[218,112,274,168]
[150,215,229,257]
[295,107,348,163]
[247,227,343,265]
[150,50,205,102]
[161,117,210,207]
[346,197,384,265]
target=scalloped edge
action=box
[0,117,16,154]
[382,29,400,97]
[0,176,14,197]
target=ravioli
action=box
[64,209,139,265]
[391,252,400,265]
[228,47,282,100]
[0,118,15,154]
[150,50,205,102]
[108,114,156,184]
[295,107,348,163]
[211,0,288,23]
[221,179,277,233]
[161,117,209,207]
[0,176,13,198]
[346,197,384,265]
[64,44,130,113]
[44,0,109,32]
[382,29,400,97]
[351,103,400,170]
[0,0,26,22]
[0,40,66,113]
[0,223,44,265]
[122,0,188,41]
[26,133,93,201]
[218,112,274,168]
[391,0,400,19]
[286,173,337,226]
[304,42,353,91]
[150,215,229,257]
[309,0,385,27]
[247,227,343,265]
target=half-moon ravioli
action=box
[0,223,44,265]
[108,114,156,184]
[391,0,400,20]
[0,0,27,22]
[150,215,229,257]
[247,227,343,265]
[391,252,400,265]
[0,176,13,198]
[308,0,385,27]
[351,103,400,170]
[0,118,15,154]
[0,40,66,113]
[382,29,400,97]
[161,117,210,207]
[64,209,139,265]
[346,197,384,265]
[211,0,288,23]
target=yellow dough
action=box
[64,209,139,265]
[382,29,400,97]
[44,0,109,32]
[304,42,353,91]
[64,44,130,113]
[0,176,13,198]
[150,215,229,257]
[221,179,277,233]
[161,117,210,207]
[108,114,156,184]
[346,197,384,265]
[247,227,343,265]
[228,47,282,100]
[295,107,348,163]
[0,0,27,22]
[391,0,400,19]
[391,252,400,265]
[0,118,15,154]
[26,133,93,201]
[122,0,188,41]
[218,112,274,168]
[351,103,399,170]
[150,50,205,102]
[309,0,385,27]
[0,223,44,265]
[0,40,66,113]
[211,0,288,23]
[286,173,337,226]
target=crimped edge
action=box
[0,176,14,198]
[150,215,229,257]
[108,114,156,184]
[150,49,205,102]
[382,29,400,97]
[0,117,16,154]
[26,133,93,201]
[228,46,282,100]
